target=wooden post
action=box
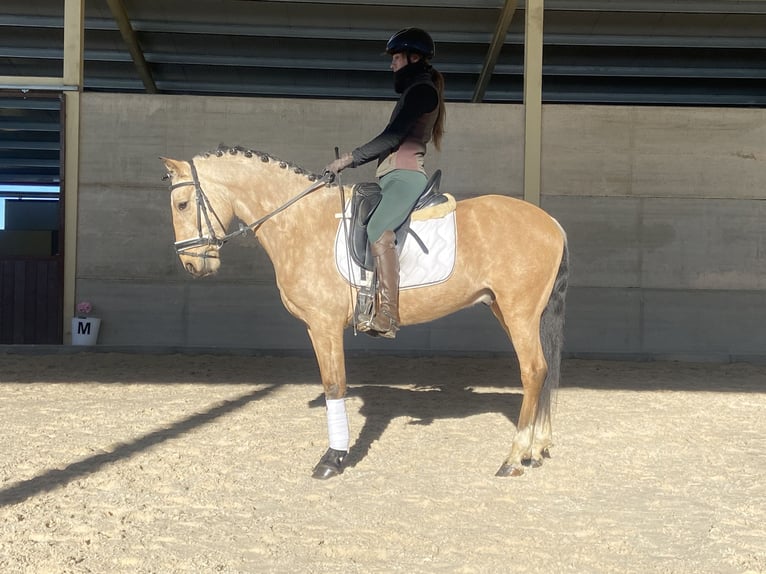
[523,0,544,206]
[62,0,84,342]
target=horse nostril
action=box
[186,262,196,274]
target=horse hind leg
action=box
[491,303,552,477]
[524,243,568,470]
[498,344,549,476]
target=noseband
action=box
[168,160,229,256]
[168,160,330,257]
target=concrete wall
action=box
[75,93,766,360]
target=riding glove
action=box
[324,153,354,176]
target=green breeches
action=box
[366,169,428,243]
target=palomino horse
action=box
[161,145,569,479]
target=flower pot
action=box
[71,317,101,346]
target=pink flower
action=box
[77,301,92,316]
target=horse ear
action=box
[160,157,185,177]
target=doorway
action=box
[0,91,63,344]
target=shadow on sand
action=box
[0,385,279,507]
[310,383,524,470]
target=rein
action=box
[169,159,330,256]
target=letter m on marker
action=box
[77,322,91,335]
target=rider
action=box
[325,27,446,339]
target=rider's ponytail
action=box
[430,68,446,151]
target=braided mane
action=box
[196,144,322,182]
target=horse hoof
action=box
[311,448,346,480]
[522,457,544,469]
[495,463,524,477]
[312,464,341,480]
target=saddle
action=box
[346,170,446,271]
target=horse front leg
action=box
[306,324,349,480]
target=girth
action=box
[347,169,446,271]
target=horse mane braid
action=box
[199,144,322,182]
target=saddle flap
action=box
[345,171,448,271]
[413,169,442,210]
[349,182,382,269]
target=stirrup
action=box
[375,326,398,339]
[368,313,399,339]
[356,313,398,339]
[356,313,374,333]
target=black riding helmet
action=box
[386,28,435,59]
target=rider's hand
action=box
[324,153,354,177]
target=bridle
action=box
[168,159,331,257]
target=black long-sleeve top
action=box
[350,76,439,168]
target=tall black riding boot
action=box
[368,230,400,338]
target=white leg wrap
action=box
[326,398,350,452]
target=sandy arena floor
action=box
[0,352,764,573]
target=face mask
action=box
[393,59,428,93]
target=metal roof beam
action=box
[0,158,60,169]
[542,0,766,14]
[256,0,502,5]
[0,175,60,184]
[227,0,766,13]
[0,98,61,110]
[541,33,766,49]
[0,139,60,150]
[473,0,517,102]
[0,121,60,132]
[4,31,766,66]
[0,48,134,62]
[105,0,157,93]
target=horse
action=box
[161,145,569,479]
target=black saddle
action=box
[346,169,446,271]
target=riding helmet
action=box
[386,28,435,59]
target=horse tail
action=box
[539,237,569,418]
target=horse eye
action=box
[177,201,189,211]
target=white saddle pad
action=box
[334,209,457,290]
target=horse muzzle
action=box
[178,249,220,277]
